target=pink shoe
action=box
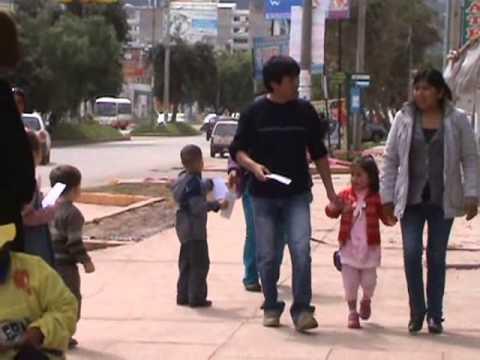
[348,312,361,329]
[359,299,371,320]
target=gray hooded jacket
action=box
[172,171,220,244]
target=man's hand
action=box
[465,198,478,221]
[83,261,96,274]
[327,191,343,209]
[21,327,44,349]
[251,163,270,182]
[382,203,398,225]
[228,170,238,191]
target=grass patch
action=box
[132,122,200,137]
[52,122,126,143]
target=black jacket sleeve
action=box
[0,80,36,208]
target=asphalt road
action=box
[37,136,225,187]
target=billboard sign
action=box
[328,0,350,20]
[464,0,480,44]
[265,0,303,20]
[253,36,290,80]
[170,3,218,44]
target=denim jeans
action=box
[242,188,286,286]
[252,192,314,320]
[400,204,454,321]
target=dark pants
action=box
[57,264,82,322]
[15,346,50,360]
[177,240,210,305]
[400,204,454,321]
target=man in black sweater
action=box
[0,12,36,252]
[230,56,339,332]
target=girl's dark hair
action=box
[352,155,380,193]
[413,68,453,102]
[262,56,300,92]
[0,11,21,68]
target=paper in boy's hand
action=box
[212,178,229,200]
[42,183,66,208]
[265,174,292,186]
[221,191,237,219]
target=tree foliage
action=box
[324,0,441,111]
[12,0,125,120]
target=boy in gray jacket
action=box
[172,145,227,307]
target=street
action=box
[38,136,224,187]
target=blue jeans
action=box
[252,192,314,320]
[400,204,454,321]
[242,189,286,286]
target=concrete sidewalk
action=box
[69,175,480,360]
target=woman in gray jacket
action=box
[381,69,479,334]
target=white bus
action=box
[94,97,133,129]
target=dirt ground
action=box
[83,183,177,242]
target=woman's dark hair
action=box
[413,68,453,102]
[262,56,300,92]
[352,155,380,193]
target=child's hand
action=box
[219,199,229,210]
[83,261,95,274]
[342,201,353,214]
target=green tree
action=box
[216,51,254,113]
[13,9,123,120]
[151,40,217,121]
[324,0,441,112]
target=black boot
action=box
[408,314,425,334]
[427,318,444,335]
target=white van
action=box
[94,97,133,129]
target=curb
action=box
[79,192,150,207]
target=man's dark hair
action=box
[352,155,380,193]
[50,165,82,194]
[262,56,300,92]
[25,130,40,155]
[180,145,203,169]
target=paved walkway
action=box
[69,175,480,359]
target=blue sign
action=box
[265,0,303,20]
[350,86,361,113]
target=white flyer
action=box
[42,183,66,208]
[266,174,292,186]
[212,178,229,200]
[221,191,237,219]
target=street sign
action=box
[350,86,361,113]
[351,73,370,88]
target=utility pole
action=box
[353,0,367,151]
[448,0,463,52]
[299,0,313,100]
[163,0,171,122]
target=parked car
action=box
[362,122,387,143]
[22,113,51,165]
[210,120,238,158]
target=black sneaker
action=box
[408,315,425,334]
[190,300,212,308]
[68,338,79,350]
[244,282,262,292]
[428,318,444,335]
